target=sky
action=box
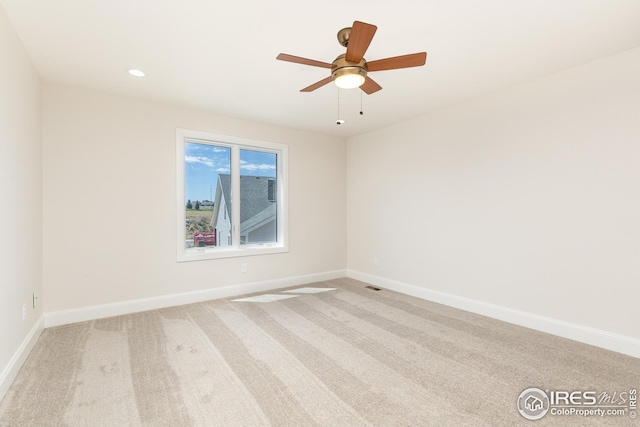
[184,142,277,203]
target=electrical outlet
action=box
[241,263,248,273]
[22,304,26,321]
[373,258,379,267]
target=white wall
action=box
[43,83,346,313]
[347,48,640,343]
[0,4,43,396]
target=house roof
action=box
[217,174,276,227]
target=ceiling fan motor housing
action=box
[331,54,367,83]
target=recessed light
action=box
[127,69,145,77]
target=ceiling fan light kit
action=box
[276,20,427,95]
[334,71,365,89]
[332,54,367,89]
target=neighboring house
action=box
[199,200,214,209]
[211,174,277,246]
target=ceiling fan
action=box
[276,20,427,94]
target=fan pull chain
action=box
[336,89,345,125]
[360,90,364,116]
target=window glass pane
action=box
[184,142,231,249]
[239,149,277,245]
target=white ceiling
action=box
[2,0,640,138]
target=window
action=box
[267,179,276,202]
[176,128,288,262]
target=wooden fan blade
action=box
[345,21,377,63]
[276,53,332,69]
[367,52,427,72]
[360,76,382,95]
[301,76,333,92]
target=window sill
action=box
[178,244,289,262]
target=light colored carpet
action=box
[0,278,638,426]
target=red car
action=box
[193,232,216,246]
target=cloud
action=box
[240,160,276,171]
[185,155,215,168]
[216,167,230,173]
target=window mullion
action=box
[231,145,241,249]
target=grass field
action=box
[186,208,213,219]
[185,209,214,238]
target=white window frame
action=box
[176,128,288,262]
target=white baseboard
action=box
[0,315,44,402]
[346,269,640,359]
[44,269,346,328]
